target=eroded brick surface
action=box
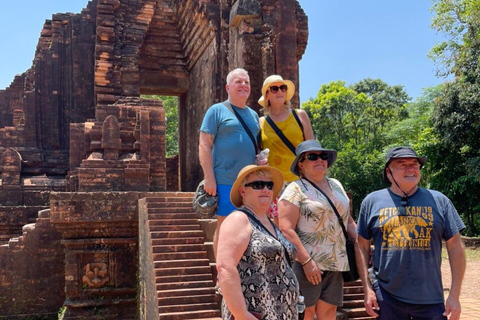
[0,1,308,319]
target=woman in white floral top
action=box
[278,140,358,320]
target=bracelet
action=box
[301,257,312,266]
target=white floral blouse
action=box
[280,178,350,271]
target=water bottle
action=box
[297,295,305,320]
[368,267,377,285]
[256,148,270,165]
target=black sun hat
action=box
[290,140,337,176]
[383,146,427,183]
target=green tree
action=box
[142,95,179,157]
[428,0,480,235]
[303,79,411,216]
[429,0,480,79]
[428,81,480,236]
[351,78,410,149]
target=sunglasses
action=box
[269,84,288,93]
[244,180,274,190]
[399,196,408,216]
[302,153,329,162]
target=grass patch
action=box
[442,247,480,260]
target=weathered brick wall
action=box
[0,209,65,319]
[0,2,97,176]
[49,191,153,320]
[0,1,308,319]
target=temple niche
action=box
[0,0,308,319]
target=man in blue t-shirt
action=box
[356,146,466,320]
[198,68,260,256]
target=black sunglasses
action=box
[399,196,408,216]
[269,84,288,93]
[244,180,274,190]
[302,153,329,162]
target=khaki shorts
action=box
[293,262,344,307]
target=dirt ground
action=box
[441,247,480,300]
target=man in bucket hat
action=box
[356,146,466,320]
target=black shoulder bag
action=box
[302,178,359,282]
[264,109,304,155]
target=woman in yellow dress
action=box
[258,75,314,224]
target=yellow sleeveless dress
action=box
[260,111,304,183]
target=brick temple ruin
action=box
[0,1,372,319]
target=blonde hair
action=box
[241,169,272,186]
[263,100,291,116]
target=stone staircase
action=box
[142,193,221,320]
[341,280,376,320]
[140,192,374,320]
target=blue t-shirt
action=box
[357,187,465,304]
[200,102,259,185]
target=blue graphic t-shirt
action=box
[357,187,465,304]
[200,102,259,185]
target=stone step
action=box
[158,309,220,320]
[150,224,201,232]
[153,251,208,261]
[149,218,200,225]
[150,230,204,239]
[344,292,364,300]
[158,302,219,314]
[342,299,364,309]
[147,201,193,208]
[146,196,194,204]
[155,265,211,277]
[344,286,364,294]
[149,212,197,219]
[156,273,213,284]
[153,244,205,253]
[154,258,210,268]
[158,293,217,305]
[152,237,204,246]
[157,279,214,291]
[148,207,195,213]
[158,287,215,298]
[343,307,371,318]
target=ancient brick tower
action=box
[0,0,308,319]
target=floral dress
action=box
[221,208,299,320]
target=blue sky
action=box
[0,1,447,104]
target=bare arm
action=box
[357,235,379,317]
[347,214,357,240]
[296,109,314,140]
[216,212,258,320]
[278,199,322,285]
[443,233,466,320]
[198,131,216,195]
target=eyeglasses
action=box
[244,180,274,190]
[269,84,288,93]
[399,196,408,216]
[302,153,329,162]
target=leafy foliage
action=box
[429,0,480,79]
[303,79,411,217]
[427,0,480,235]
[141,95,179,157]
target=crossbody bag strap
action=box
[265,115,296,154]
[237,207,293,266]
[291,109,305,140]
[223,101,259,154]
[302,177,348,240]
